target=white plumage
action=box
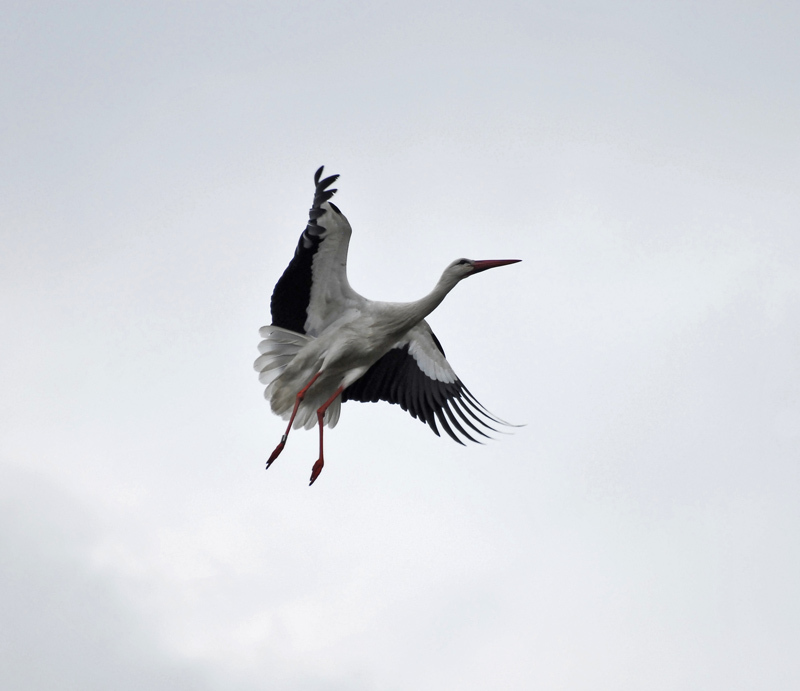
[254,166,520,485]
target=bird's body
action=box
[255,167,519,484]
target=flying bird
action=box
[254,166,520,485]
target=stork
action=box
[254,166,520,485]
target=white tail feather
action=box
[254,326,310,395]
[259,325,310,342]
[290,391,342,430]
[254,352,295,375]
[254,326,342,430]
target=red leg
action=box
[309,385,344,486]
[266,371,322,469]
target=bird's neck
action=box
[388,271,461,335]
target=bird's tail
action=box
[254,325,309,391]
[253,326,342,430]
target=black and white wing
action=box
[341,322,508,444]
[270,166,360,337]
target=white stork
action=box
[255,166,520,485]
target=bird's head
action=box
[445,257,521,282]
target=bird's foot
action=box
[266,435,287,469]
[309,458,324,486]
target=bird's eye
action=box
[457,259,470,265]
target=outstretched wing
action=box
[341,322,508,444]
[270,166,360,337]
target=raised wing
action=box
[270,166,359,337]
[341,322,507,444]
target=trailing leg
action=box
[266,371,322,469]
[309,385,344,486]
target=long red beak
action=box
[471,259,521,275]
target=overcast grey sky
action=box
[2,1,799,689]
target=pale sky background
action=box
[2,1,799,689]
